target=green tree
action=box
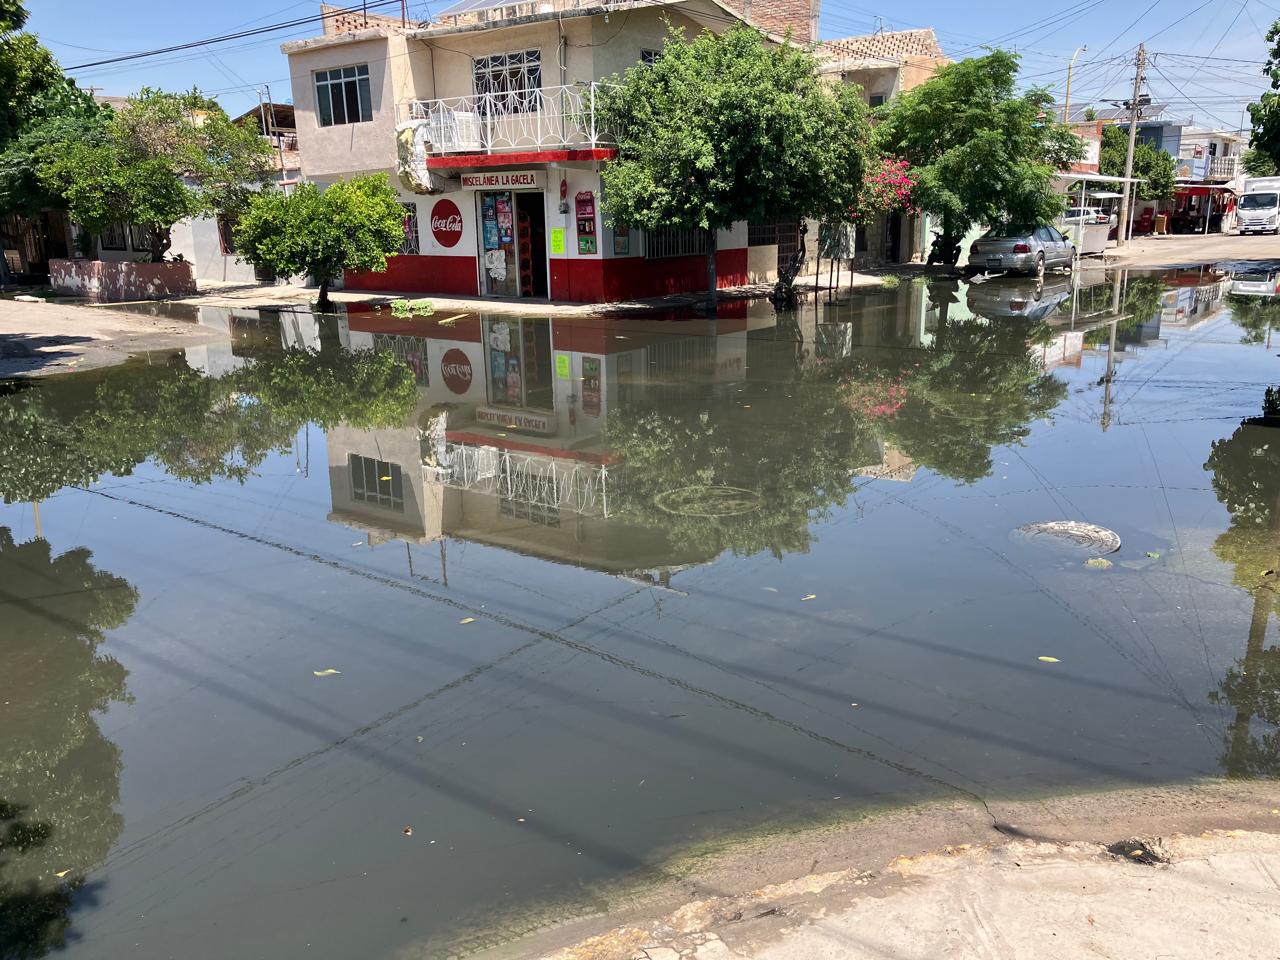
[235,175,406,311]
[1248,21,1280,172]
[874,51,1083,263]
[0,9,61,150]
[1225,294,1280,345]
[1098,125,1175,201]
[1204,407,1280,778]
[594,24,870,298]
[0,528,135,958]
[0,86,107,225]
[1242,147,1278,178]
[37,88,273,261]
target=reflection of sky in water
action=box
[1,268,1278,959]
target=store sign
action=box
[476,406,555,434]
[460,170,544,190]
[440,347,473,394]
[430,199,463,248]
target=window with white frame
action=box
[315,64,372,127]
[399,202,419,255]
[646,226,708,260]
[472,50,541,114]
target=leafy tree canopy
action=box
[235,175,406,310]
[0,84,106,219]
[873,51,1083,251]
[1098,125,1176,201]
[1248,20,1280,172]
[37,88,273,262]
[594,23,871,293]
[1243,147,1277,178]
[0,20,61,150]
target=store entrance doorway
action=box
[479,190,548,298]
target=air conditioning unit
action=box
[428,109,483,152]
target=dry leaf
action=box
[54,870,70,879]
[313,668,341,677]
[459,617,476,624]
[1037,656,1060,663]
[403,826,413,836]
[801,594,817,601]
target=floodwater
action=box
[2,265,1279,959]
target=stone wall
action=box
[49,259,197,301]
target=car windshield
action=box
[983,226,1035,239]
[1241,193,1278,209]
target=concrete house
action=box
[282,0,836,304]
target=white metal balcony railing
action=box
[438,442,613,517]
[399,83,613,155]
[1209,155,1240,180]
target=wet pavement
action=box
[2,266,1278,959]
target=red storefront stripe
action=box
[345,254,478,296]
[549,250,750,302]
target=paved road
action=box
[1109,230,1280,269]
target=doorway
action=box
[515,193,547,298]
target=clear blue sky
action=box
[27,0,1278,132]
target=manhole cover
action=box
[1015,520,1121,554]
[654,485,762,518]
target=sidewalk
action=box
[470,781,1280,960]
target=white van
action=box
[1238,177,1280,235]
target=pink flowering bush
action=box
[851,157,917,224]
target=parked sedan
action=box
[967,225,1076,277]
[1062,206,1111,225]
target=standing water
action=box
[2,267,1278,959]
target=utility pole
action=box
[1117,44,1146,248]
[1063,45,1087,123]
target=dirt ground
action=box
[0,297,225,377]
[458,781,1280,960]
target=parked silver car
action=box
[967,225,1076,276]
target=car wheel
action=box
[1034,254,1045,279]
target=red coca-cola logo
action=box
[440,348,473,394]
[430,199,463,248]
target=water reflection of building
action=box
[327,309,774,574]
[855,441,918,482]
[1157,270,1231,329]
[184,305,323,376]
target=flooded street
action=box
[3,267,1279,959]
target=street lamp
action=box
[1063,46,1088,123]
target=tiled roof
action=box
[819,28,945,66]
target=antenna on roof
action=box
[875,16,885,34]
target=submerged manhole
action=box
[1015,520,1122,554]
[654,485,762,517]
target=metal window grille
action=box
[640,49,661,66]
[127,224,148,252]
[315,64,372,127]
[472,50,541,115]
[349,454,405,512]
[399,202,420,255]
[747,222,778,247]
[99,222,127,251]
[372,332,428,386]
[498,496,561,528]
[645,226,707,260]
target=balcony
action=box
[1209,155,1240,181]
[398,83,614,161]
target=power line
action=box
[65,0,407,70]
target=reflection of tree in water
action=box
[0,348,418,504]
[1225,294,1280,346]
[1083,275,1167,347]
[607,379,881,559]
[858,312,1068,483]
[0,528,137,958]
[1204,408,1280,778]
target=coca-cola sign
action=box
[430,199,463,248]
[440,348,473,394]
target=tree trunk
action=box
[316,277,333,313]
[1223,585,1274,778]
[148,225,172,264]
[704,227,718,310]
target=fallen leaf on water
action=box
[1128,849,1144,857]
[850,703,860,708]
[54,870,70,879]
[801,594,817,601]
[459,617,476,624]
[1146,551,1161,559]
[415,736,424,743]
[1038,656,1060,663]
[313,668,341,677]
[403,826,413,836]
[380,475,392,481]
[762,586,779,593]
[517,817,526,823]
[1085,557,1113,569]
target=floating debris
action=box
[459,617,476,624]
[1146,551,1161,559]
[1037,656,1060,663]
[312,668,341,677]
[801,594,817,601]
[403,826,413,836]
[1016,520,1122,555]
[1085,557,1114,569]
[1106,839,1166,864]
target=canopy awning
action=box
[1089,191,1124,199]
[1053,172,1145,185]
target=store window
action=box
[349,455,404,512]
[484,318,553,410]
[473,50,541,114]
[315,64,372,127]
[399,202,419,255]
[99,222,127,251]
[646,226,707,260]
